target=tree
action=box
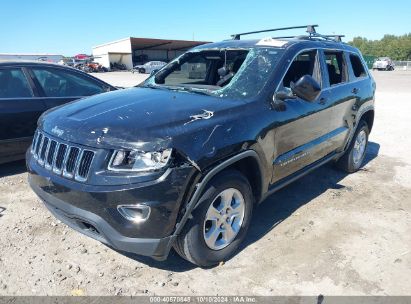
[349,34,411,60]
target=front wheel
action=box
[174,170,253,267]
[335,120,369,173]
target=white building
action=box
[0,53,63,63]
[92,37,209,70]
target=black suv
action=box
[27,26,375,267]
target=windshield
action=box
[141,47,284,100]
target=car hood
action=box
[39,87,244,153]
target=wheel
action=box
[174,170,253,267]
[139,68,145,74]
[335,120,369,173]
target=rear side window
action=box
[0,68,32,98]
[349,54,367,78]
[32,68,105,97]
[324,51,347,86]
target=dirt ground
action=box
[0,70,410,296]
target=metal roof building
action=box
[92,37,210,70]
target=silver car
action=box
[373,57,395,71]
[132,61,167,74]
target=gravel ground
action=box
[0,70,410,296]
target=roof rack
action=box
[274,34,345,42]
[231,25,345,42]
[307,27,345,42]
[231,25,318,40]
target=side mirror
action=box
[290,75,321,102]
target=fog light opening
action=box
[117,204,151,222]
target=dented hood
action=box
[39,87,242,152]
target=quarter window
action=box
[324,51,347,86]
[32,68,105,97]
[0,68,32,98]
[349,54,367,78]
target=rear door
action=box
[28,66,109,110]
[320,50,357,153]
[0,67,46,162]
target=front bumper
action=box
[30,176,174,260]
[27,153,195,260]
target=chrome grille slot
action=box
[45,140,57,169]
[31,131,39,153]
[63,147,80,178]
[30,130,95,182]
[53,144,67,173]
[75,150,95,181]
[38,137,49,165]
[34,133,43,159]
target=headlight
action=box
[108,149,172,172]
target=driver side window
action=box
[32,68,105,97]
[282,50,320,88]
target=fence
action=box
[393,61,411,70]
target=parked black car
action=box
[27,26,375,267]
[0,61,116,164]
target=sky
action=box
[1,0,410,56]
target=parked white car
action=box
[132,61,167,74]
[373,57,395,71]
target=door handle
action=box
[352,88,359,94]
[319,97,327,105]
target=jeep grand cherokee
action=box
[27,26,375,267]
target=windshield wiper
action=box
[139,83,159,89]
[168,86,211,96]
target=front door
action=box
[271,49,335,183]
[0,67,46,163]
[28,66,108,110]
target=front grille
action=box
[31,130,95,182]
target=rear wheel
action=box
[335,120,369,173]
[174,170,253,267]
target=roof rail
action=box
[231,25,318,40]
[273,34,345,42]
[308,32,345,42]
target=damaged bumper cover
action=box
[27,154,195,260]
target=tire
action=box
[335,120,369,173]
[139,68,145,74]
[174,170,253,267]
